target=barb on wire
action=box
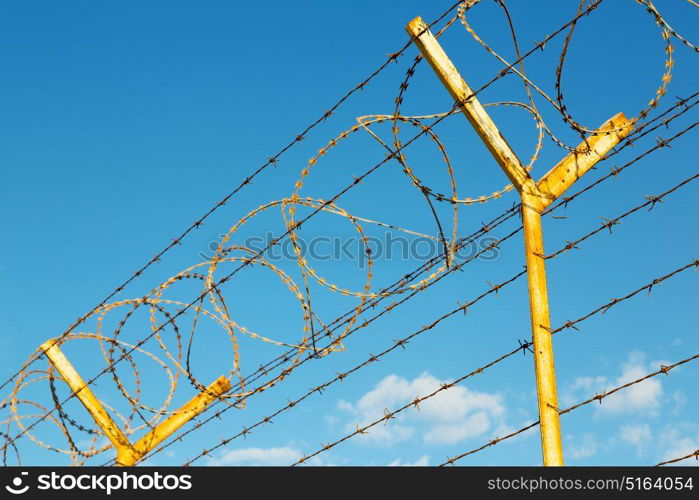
[552,259,699,336]
[2,0,697,465]
[289,258,699,466]
[441,349,699,466]
[105,111,699,466]
[0,0,472,398]
[134,89,699,467]
[545,173,699,260]
[163,138,699,467]
[179,269,527,466]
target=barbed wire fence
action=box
[290,259,699,466]
[108,85,699,467]
[1,0,697,466]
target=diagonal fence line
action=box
[7,0,699,466]
[128,119,699,465]
[1,0,613,459]
[185,270,528,466]
[66,115,699,466]
[547,122,699,214]
[656,449,699,466]
[185,175,699,466]
[291,337,529,466]
[441,349,699,466]
[550,260,699,337]
[139,95,699,409]
[101,0,699,466]
[285,253,699,464]
[0,0,471,397]
[125,224,523,465]
[131,92,699,439]
[544,173,699,260]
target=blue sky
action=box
[1,0,698,466]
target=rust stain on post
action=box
[40,338,230,466]
[40,340,133,453]
[406,16,542,204]
[406,15,633,466]
[131,376,231,462]
[537,112,633,207]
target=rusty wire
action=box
[120,119,699,466]
[283,245,699,465]
[185,270,528,466]
[2,0,697,465]
[656,449,699,466]
[61,102,699,467]
[441,348,699,465]
[151,130,698,466]
[0,0,472,399]
[136,105,699,466]
[183,168,699,465]
[544,173,699,260]
[0,0,609,462]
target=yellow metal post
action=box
[130,375,231,462]
[405,17,541,203]
[536,112,633,208]
[40,339,133,454]
[520,197,563,464]
[40,338,231,466]
[406,16,632,466]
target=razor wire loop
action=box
[1,0,697,465]
[284,241,699,464]
[180,161,698,465]
[0,0,474,399]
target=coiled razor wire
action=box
[1,0,697,465]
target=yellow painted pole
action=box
[40,338,231,466]
[537,112,633,208]
[130,375,231,464]
[405,16,564,466]
[405,16,542,203]
[40,340,134,454]
[520,197,563,465]
[405,15,633,466]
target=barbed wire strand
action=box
[123,117,698,466]
[0,0,472,397]
[0,0,616,461]
[287,258,699,464]
[110,89,699,466]
[5,0,698,465]
[186,178,699,465]
[440,349,699,466]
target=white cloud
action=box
[423,413,491,445]
[564,351,663,417]
[658,428,699,467]
[672,391,688,413]
[388,455,430,466]
[207,446,302,466]
[567,375,606,395]
[336,372,506,446]
[660,438,699,466]
[569,433,598,460]
[620,423,652,454]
